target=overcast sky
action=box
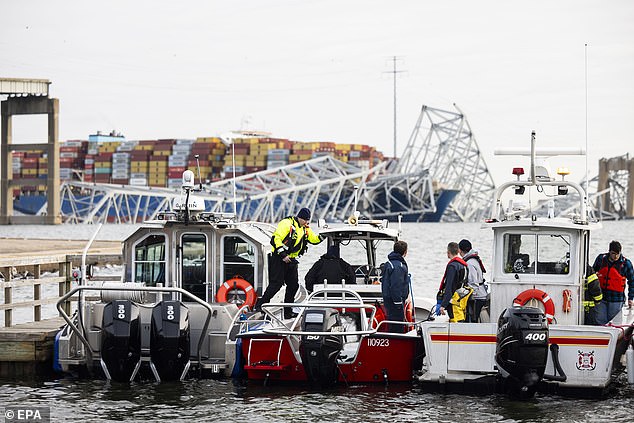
[2,0,633,184]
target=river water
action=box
[0,221,633,422]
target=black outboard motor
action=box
[150,300,190,381]
[101,300,141,382]
[495,306,549,398]
[299,308,344,386]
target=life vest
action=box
[596,254,627,292]
[270,216,319,258]
[437,256,469,299]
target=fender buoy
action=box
[216,277,257,309]
[405,298,414,322]
[562,289,572,313]
[371,303,387,331]
[513,288,555,323]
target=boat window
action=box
[222,236,256,287]
[181,233,207,300]
[134,234,166,286]
[536,234,570,275]
[503,234,536,274]
[503,233,570,275]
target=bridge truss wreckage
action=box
[56,105,496,224]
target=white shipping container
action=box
[112,153,130,159]
[129,178,148,186]
[60,152,78,158]
[268,149,290,155]
[172,144,192,152]
[266,160,288,168]
[64,141,84,147]
[130,172,147,179]
[85,158,95,165]
[87,149,99,155]
[176,139,195,145]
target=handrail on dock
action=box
[0,256,72,327]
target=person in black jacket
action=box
[380,240,410,333]
[437,242,470,322]
[304,245,356,292]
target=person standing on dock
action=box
[592,240,634,324]
[380,240,410,333]
[255,207,323,319]
[458,239,488,322]
[437,242,471,322]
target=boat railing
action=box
[491,179,588,223]
[256,300,378,337]
[56,285,213,365]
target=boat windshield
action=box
[503,233,570,275]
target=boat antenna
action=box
[232,140,237,215]
[194,154,203,190]
[584,43,589,217]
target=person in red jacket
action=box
[592,240,634,324]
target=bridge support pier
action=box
[598,155,634,219]
[1,96,61,224]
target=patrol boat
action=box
[54,170,429,383]
[55,170,284,381]
[235,215,430,385]
[416,132,634,396]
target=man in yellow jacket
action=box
[255,207,323,318]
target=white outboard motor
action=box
[495,307,549,398]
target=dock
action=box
[0,238,122,378]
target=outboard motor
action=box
[299,308,344,386]
[150,300,190,381]
[101,300,141,382]
[495,306,549,398]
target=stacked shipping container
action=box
[8,135,385,196]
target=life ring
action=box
[513,288,555,323]
[371,303,387,330]
[216,277,257,309]
[405,298,414,322]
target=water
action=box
[1,221,633,421]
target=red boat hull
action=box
[241,333,419,383]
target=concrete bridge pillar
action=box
[1,96,61,224]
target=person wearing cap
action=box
[304,244,356,293]
[583,265,602,325]
[255,207,323,318]
[592,240,634,325]
[458,239,488,322]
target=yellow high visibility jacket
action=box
[271,217,322,259]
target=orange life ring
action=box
[513,288,555,323]
[216,277,257,309]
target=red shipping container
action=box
[150,155,168,162]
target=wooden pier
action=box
[0,238,121,378]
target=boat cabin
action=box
[121,215,274,303]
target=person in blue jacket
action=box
[380,240,410,333]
